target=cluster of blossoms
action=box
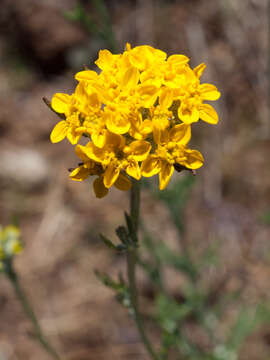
[0,225,22,270]
[49,44,220,198]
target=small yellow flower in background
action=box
[49,43,221,197]
[0,225,22,270]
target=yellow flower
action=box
[50,83,104,145]
[0,225,22,268]
[69,143,132,198]
[74,132,151,189]
[47,44,220,195]
[177,65,221,125]
[141,124,203,190]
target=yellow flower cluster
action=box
[50,44,220,198]
[0,225,22,270]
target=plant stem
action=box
[5,260,60,360]
[127,180,160,360]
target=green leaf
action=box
[155,294,192,333]
[94,270,124,291]
[115,226,130,245]
[100,233,117,250]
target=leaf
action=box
[115,226,130,245]
[124,212,137,243]
[100,233,117,250]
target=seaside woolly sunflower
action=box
[49,44,220,198]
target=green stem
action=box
[127,180,160,360]
[5,260,60,360]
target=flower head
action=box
[0,225,22,270]
[48,44,220,197]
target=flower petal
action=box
[167,54,189,66]
[93,177,109,198]
[67,128,81,145]
[83,143,105,163]
[199,84,221,101]
[183,149,204,169]
[169,124,191,145]
[141,120,153,135]
[51,93,71,113]
[199,104,219,124]
[50,121,68,143]
[126,161,141,180]
[159,162,174,190]
[106,113,130,135]
[137,84,160,107]
[95,49,117,71]
[178,106,200,124]
[141,156,161,177]
[75,70,98,82]
[159,88,173,110]
[69,166,91,181]
[75,145,91,162]
[121,67,140,90]
[104,165,120,188]
[92,130,107,148]
[124,140,151,161]
[114,173,132,191]
[193,63,206,78]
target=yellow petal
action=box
[92,130,106,148]
[167,54,189,65]
[178,106,199,124]
[193,63,206,78]
[125,43,131,51]
[105,131,125,149]
[169,124,191,145]
[69,166,91,181]
[199,84,221,101]
[159,88,173,110]
[75,145,91,162]
[153,128,169,146]
[93,177,109,198]
[128,48,148,70]
[141,120,153,135]
[141,156,161,177]
[51,93,71,113]
[124,140,151,161]
[50,121,68,143]
[83,143,105,163]
[67,128,81,145]
[95,49,120,70]
[183,149,204,169]
[137,84,160,107]
[114,173,132,191]
[106,113,130,135]
[104,165,120,188]
[159,162,174,190]
[88,92,100,108]
[121,67,140,90]
[199,104,219,124]
[126,161,141,180]
[75,70,98,82]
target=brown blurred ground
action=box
[0,0,269,359]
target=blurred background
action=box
[0,0,269,359]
